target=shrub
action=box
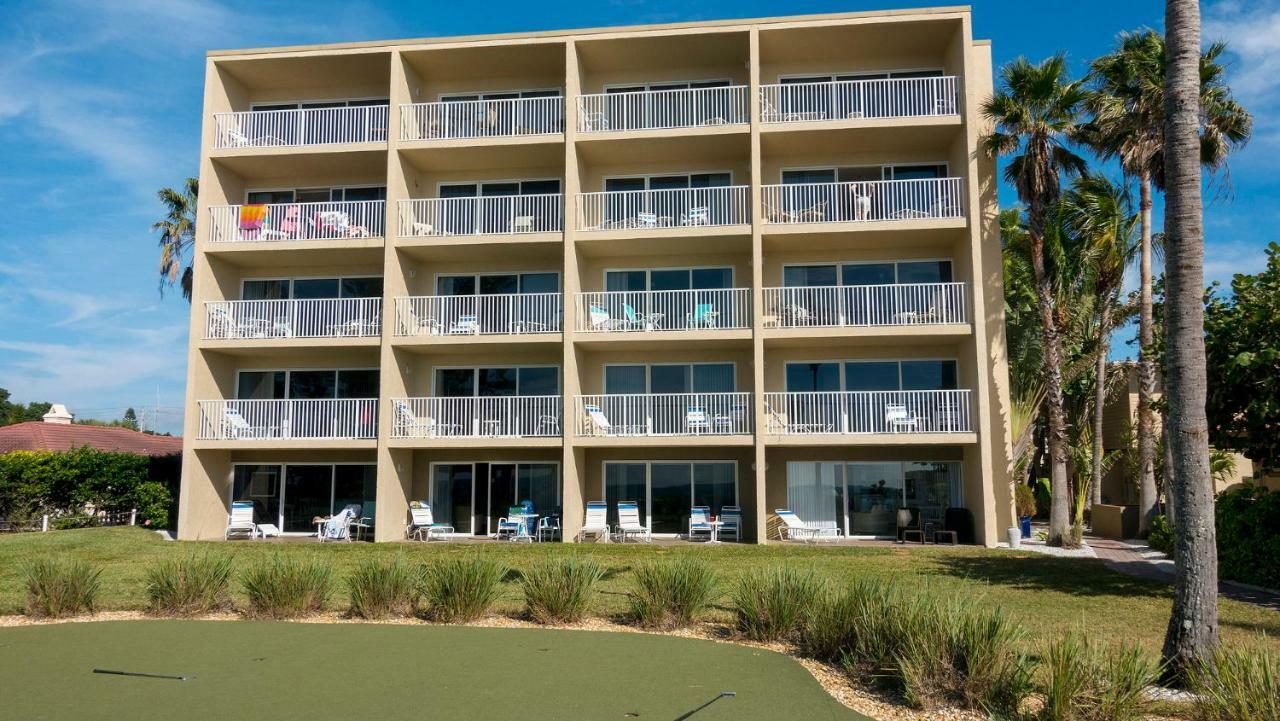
[241,557,332,619]
[0,447,176,528]
[731,565,820,641]
[419,555,507,623]
[1038,631,1157,721]
[1188,644,1280,721]
[629,557,718,628]
[24,557,102,618]
[521,556,604,624]
[347,556,419,619]
[1016,484,1038,518]
[1215,485,1280,588]
[145,553,233,616]
[800,578,904,665]
[1147,514,1174,555]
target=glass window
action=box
[242,279,290,301]
[786,461,844,530]
[335,186,386,201]
[436,369,475,397]
[604,366,646,394]
[340,277,383,298]
[904,461,961,526]
[900,360,957,391]
[436,275,476,295]
[479,274,519,295]
[232,465,281,527]
[336,370,378,398]
[692,364,735,393]
[691,268,732,289]
[783,265,838,287]
[432,464,473,534]
[604,177,646,193]
[289,370,336,399]
[477,367,518,397]
[605,271,646,292]
[649,365,690,394]
[886,164,945,180]
[517,367,559,396]
[605,462,647,527]
[782,169,836,184]
[333,465,376,520]
[282,465,334,533]
[846,462,903,536]
[841,263,896,285]
[237,371,285,400]
[246,190,294,204]
[292,279,341,299]
[519,273,559,294]
[649,269,691,291]
[785,362,840,392]
[896,261,952,284]
[440,184,478,199]
[844,362,900,392]
[693,463,736,515]
[650,463,692,534]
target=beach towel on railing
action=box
[239,204,268,231]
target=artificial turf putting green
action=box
[0,620,869,721]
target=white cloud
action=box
[1203,238,1270,286]
[1205,0,1280,147]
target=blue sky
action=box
[0,0,1276,433]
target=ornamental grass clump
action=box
[145,552,233,616]
[1037,631,1157,721]
[629,557,718,628]
[1188,643,1280,721]
[24,557,102,618]
[346,555,419,620]
[521,556,605,624]
[799,577,903,664]
[730,565,820,641]
[419,555,508,623]
[241,557,332,619]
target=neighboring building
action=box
[178,7,1014,544]
[0,413,183,457]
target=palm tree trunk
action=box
[1091,305,1113,509]
[1137,171,1159,534]
[1161,0,1219,682]
[1028,203,1072,546]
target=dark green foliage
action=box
[1189,643,1280,721]
[521,556,604,624]
[730,566,820,641]
[419,556,507,623]
[629,557,718,628]
[0,448,175,528]
[241,557,332,619]
[145,552,233,615]
[347,555,419,619]
[24,557,102,617]
[1215,485,1280,588]
[1146,514,1174,554]
[1038,630,1158,721]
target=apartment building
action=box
[176,6,1015,545]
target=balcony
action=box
[575,288,750,333]
[197,399,378,441]
[760,178,964,226]
[576,393,753,437]
[213,106,388,149]
[398,195,563,238]
[577,86,749,133]
[577,186,750,231]
[763,390,972,435]
[209,201,385,244]
[204,298,381,340]
[391,396,561,439]
[394,294,562,337]
[759,76,960,124]
[399,97,564,141]
[762,283,967,328]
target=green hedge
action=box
[0,448,174,528]
[1217,485,1280,589]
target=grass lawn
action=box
[0,620,868,721]
[1,527,1277,657]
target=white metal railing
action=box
[577,86,749,132]
[204,298,381,339]
[761,178,964,225]
[391,396,562,438]
[395,294,561,336]
[213,106,388,148]
[763,390,972,435]
[576,289,751,332]
[763,283,967,328]
[578,186,750,231]
[197,399,379,440]
[576,393,753,437]
[209,200,385,243]
[399,96,564,141]
[759,76,959,123]
[398,195,563,237]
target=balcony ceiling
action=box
[576,30,749,74]
[402,42,565,82]
[575,131,748,166]
[399,142,564,173]
[217,51,392,93]
[761,122,962,157]
[211,148,387,181]
[758,18,958,68]
[762,225,968,253]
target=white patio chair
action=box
[588,304,621,332]
[636,212,658,228]
[764,402,830,434]
[496,506,526,541]
[406,502,454,541]
[623,303,662,330]
[513,215,535,233]
[223,406,272,439]
[447,314,480,335]
[614,501,651,543]
[399,307,441,336]
[885,403,920,432]
[582,111,609,132]
[209,306,269,339]
[719,506,742,542]
[537,514,562,542]
[577,501,611,543]
[774,509,843,543]
[681,206,710,226]
[686,405,710,434]
[688,505,714,542]
[225,501,259,540]
[583,404,644,437]
[394,400,460,438]
[223,128,285,147]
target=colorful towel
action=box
[239,204,267,230]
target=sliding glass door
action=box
[232,464,375,535]
[603,461,737,535]
[430,462,560,536]
[785,460,961,537]
[604,363,735,435]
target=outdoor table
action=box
[707,519,725,544]
[512,513,538,542]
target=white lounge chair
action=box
[577,501,611,543]
[209,306,270,339]
[394,400,460,438]
[399,307,441,336]
[222,127,285,148]
[447,314,480,335]
[719,505,742,542]
[407,502,454,541]
[222,406,273,439]
[885,403,920,432]
[225,501,259,540]
[588,304,621,332]
[775,509,842,543]
[760,96,827,123]
[688,505,714,542]
[614,501,651,543]
[764,402,831,435]
[583,403,645,437]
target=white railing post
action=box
[575,288,751,332]
[213,105,388,148]
[759,76,959,124]
[577,86,749,132]
[761,282,967,328]
[760,178,964,225]
[575,392,753,436]
[577,186,750,231]
[393,293,561,336]
[397,194,563,237]
[197,399,378,440]
[398,96,565,141]
[763,390,972,435]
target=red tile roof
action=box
[0,422,183,457]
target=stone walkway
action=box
[1089,535,1280,612]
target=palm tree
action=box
[1085,29,1251,534]
[154,177,199,302]
[1160,0,1218,682]
[1061,173,1139,508]
[983,55,1089,546]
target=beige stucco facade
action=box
[178,6,1015,545]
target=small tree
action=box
[122,408,139,431]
